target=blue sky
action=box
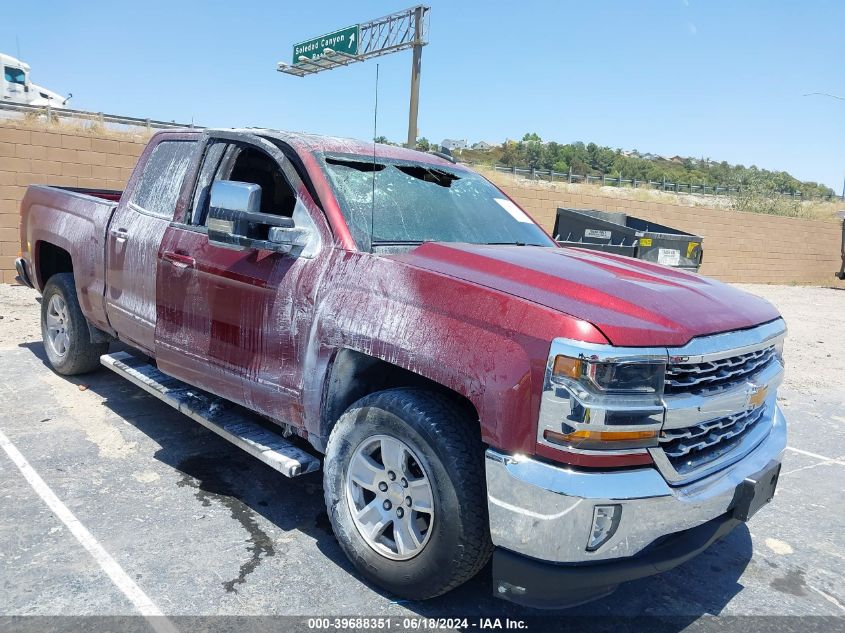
[3,1,844,191]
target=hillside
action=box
[451,134,836,201]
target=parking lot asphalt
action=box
[0,283,843,628]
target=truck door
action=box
[155,132,329,427]
[104,134,198,354]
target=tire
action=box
[324,388,492,600]
[40,273,108,375]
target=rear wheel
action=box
[41,273,108,375]
[324,388,492,600]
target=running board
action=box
[100,351,320,477]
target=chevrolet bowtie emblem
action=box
[747,384,768,409]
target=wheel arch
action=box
[34,240,73,290]
[317,348,481,452]
[36,248,113,345]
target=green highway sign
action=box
[293,24,360,64]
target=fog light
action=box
[497,581,527,596]
[586,504,622,551]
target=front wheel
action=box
[324,388,492,600]
[41,273,108,375]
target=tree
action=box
[552,160,569,173]
[374,135,390,145]
[416,137,430,152]
[484,136,834,199]
[541,142,560,170]
[595,147,616,174]
[525,141,543,169]
[500,141,518,167]
[570,157,590,175]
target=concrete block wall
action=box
[487,171,844,286]
[0,122,148,283]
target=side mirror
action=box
[268,225,312,251]
[207,180,294,251]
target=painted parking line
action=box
[782,446,845,476]
[785,446,845,465]
[0,427,178,633]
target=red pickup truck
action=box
[15,129,786,608]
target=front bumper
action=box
[486,404,786,606]
[493,512,741,609]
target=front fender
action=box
[302,251,607,453]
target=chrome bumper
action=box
[486,404,786,564]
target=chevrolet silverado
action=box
[15,129,786,608]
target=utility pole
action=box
[406,5,424,148]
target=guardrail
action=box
[0,100,199,130]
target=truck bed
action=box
[18,184,121,333]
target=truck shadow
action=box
[19,340,753,627]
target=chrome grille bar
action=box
[652,319,786,484]
[665,346,776,392]
[660,406,766,459]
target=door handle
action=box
[109,227,129,240]
[162,251,196,269]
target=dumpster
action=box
[553,207,704,272]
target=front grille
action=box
[659,406,767,475]
[664,346,776,394]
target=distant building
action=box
[471,141,493,151]
[441,139,468,151]
[669,155,685,164]
[641,153,658,160]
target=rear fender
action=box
[22,186,117,332]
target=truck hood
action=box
[28,83,69,107]
[389,242,780,347]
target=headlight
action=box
[553,355,664,394]
[538,341,668,466]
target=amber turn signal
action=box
[552,355,583,379]
[544,428,657,443]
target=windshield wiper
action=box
[486,241,528,246]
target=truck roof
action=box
[180,128,466,171]
[1,53,30,71]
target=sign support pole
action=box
[406,5,424,149]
